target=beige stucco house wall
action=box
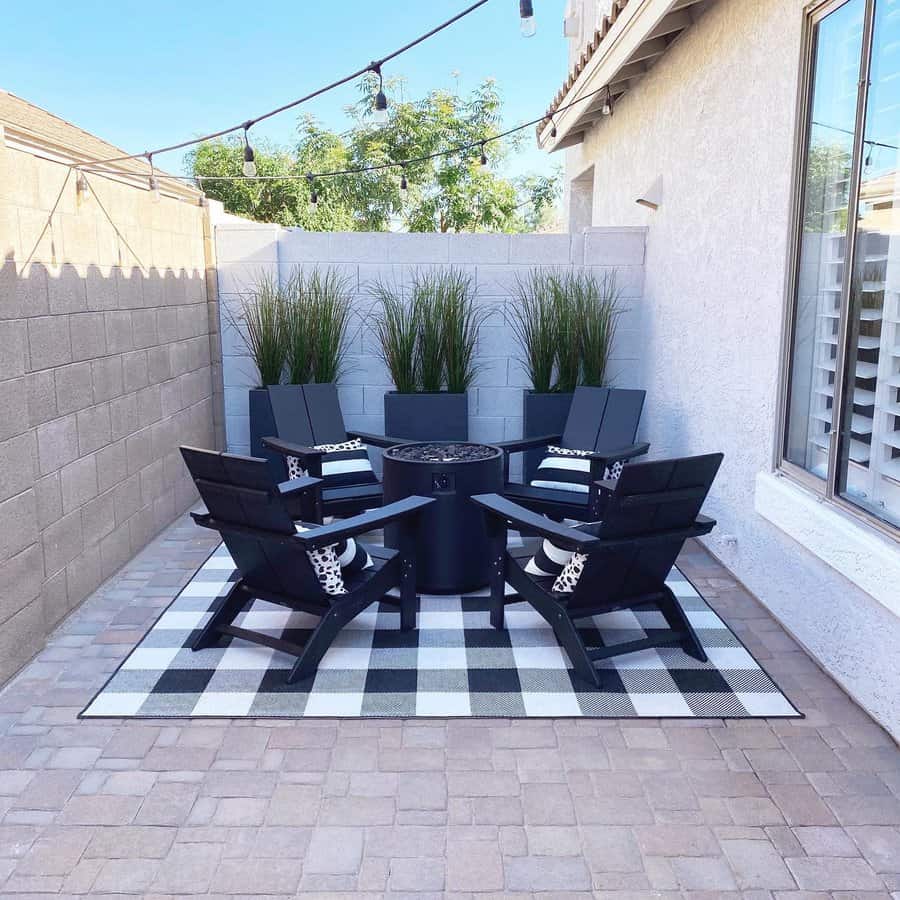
[551,0,900,737]
[0,93,224,684]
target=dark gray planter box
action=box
[248,387,283,480]
[522,390,573,483]
[384,392,469,442]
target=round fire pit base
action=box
[382,441,503,594]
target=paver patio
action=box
[0,513,898,897]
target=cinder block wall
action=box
[0,142,221,684]
[215,225,646,463]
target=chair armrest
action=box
[346,430,408,449]
[276,475,322,498]
[599,441,650,463]
[495,434,563,455]
[261,436,324,461]
[471,493,600,553]
[294,496,435,549]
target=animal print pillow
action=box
[524,520,601,593]
[295,525,373,596]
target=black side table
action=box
[382,442,503,594]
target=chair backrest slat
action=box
[561,386,609,449]
[568,452,723,611]
[268,385,316,446]
[303,383,347,445]
[180,446,326,602]
[596,388,645,451]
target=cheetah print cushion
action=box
[552,551,588,593]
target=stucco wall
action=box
[564,0,900,735]
[0,139,221,684]
[214,224,646,473]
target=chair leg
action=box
[192,579,248,651]
[551,611,602,688]
[397,521,417,632]
[287,597,369,684]
[658,586,708,663]
[486,517,507,630]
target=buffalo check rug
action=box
[82,542,801,719]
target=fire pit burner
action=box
[385,442,497,463]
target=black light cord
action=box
[78,0,492,172]
[76,82,614,186]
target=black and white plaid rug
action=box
[82,543,800,719]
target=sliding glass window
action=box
[784,0,900,531]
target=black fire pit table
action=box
[382,442,503,594]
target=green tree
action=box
[188,76,561,233]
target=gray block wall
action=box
[216,226,646,465]
[0,147,221,685]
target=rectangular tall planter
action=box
[384,392,469,442]
[248,387,284,480]
[523,391,573,483]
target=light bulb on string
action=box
[242,123,257,177]
[372,63,389,125]
[307,173,318,211]
[520,0,536,36]
[479,142,488,166]
[75,171,89,206]
[146,153,161,202]
[399,166,408,198]
[601,86,613,117]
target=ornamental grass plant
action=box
[233,271,286,387]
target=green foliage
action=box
[281,266,353,384]
[509,270,558,393]
[510,268,624,392]
[369,281,420,394]
[368,267,484,393]
[189,76,561,233]
[231,272,286,387]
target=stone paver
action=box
[0,513,897,896]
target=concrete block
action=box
[0,543,43,625]
[469,417,506,443]
[104,310,133,354]
[449,233,511,265]
[37,414,79,475]
[26,369,57,425]
[0,489,38,561]
[65,545,102,605]
[115,268,143,309]
[160,379,182,417]
[583,228,647,266]
[139,459,164,505]
[477,265,538,296]
[128,503,157,552]
[108,394,138,443]
[40,566,69,630]
[85,266,120,311]
[76,404,111,455]
[99,525,132,578]
[387,233,450,264]
[136,385,162,426]
[0,597,45,686]
[34,472,62,528]
[96,439,128,492]
[60,454,98,513]
[477,325,515,358]
[41,508,83,575]
[122,351,149,393]
[125,429,153,476]
[0,431,37,502]
[91,356,124,403]
[132,308,158,350]
[331,232,391,263]
[0,321,28,380]
[156,307,179,344]
[47,264,87,314]
[277,230,330,263]
[27,316,71,371]
[113,472,143,525]
[587,264,644,298]
[69,312,107,361]
[337,385,364,415]
[55,362,94,415]
[81,489,116,546]
[215,225,280,264]
[509,234,573,265]
[0,376,29,441]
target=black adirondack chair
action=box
[499,386,649,521]
[473,452,723,688]
[181,446,432,683]
[261,383,406,520]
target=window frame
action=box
[776,0,899,540]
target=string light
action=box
[479,141,488,166]
[520,0,536,37]
[242,123,257,177]
[548,116,557,138]
[601,85,613,117]
[146,153,161,202]
[307,173,318,211]
[371,63,389,126]
[75,170,90,205]
[399,165,408,197]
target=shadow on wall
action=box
[0,253,221,686]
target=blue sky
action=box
[5,1,567,179]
